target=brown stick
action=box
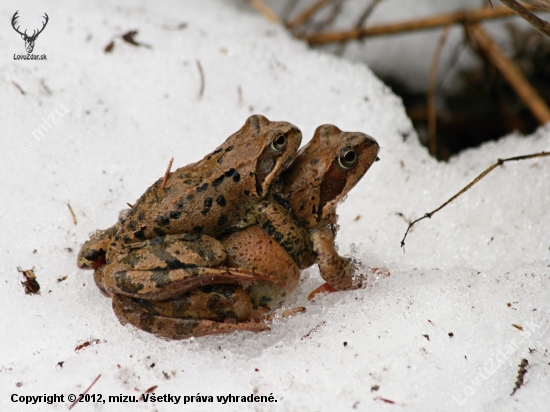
[305,5,533,44]
[427,25,452,158]
[287,0,332,29]
[248,0,280,23]
[467,23,550,124]
[499,0,550,36]
[401,151,550,247]
[161,157,174,191]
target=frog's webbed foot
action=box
[112,294,271,340]
[101,233,285,300]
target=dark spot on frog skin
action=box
[244,190,250,196]
[186,194,195,201]
[225,145,234,152]
[259,296,272,306]
[128,220,137,230]
[154,227,166,237]
[169,211,181,220]
[176,197,189,209]
[115,272,144,294]
[233,172,241,182]
[82,248,105,262]
[249,172,254,177]
[196,183,209,192]
[225,168,236,177]
[217,214,228,226]
[207,147,223,160]
[150,270,171,287]
[212,174,224,186]
[216,195,226,207]
[134,229,146,240]
[193,226,204,234]
[155,215,170,226]
[124,236,132,244]
[138,213,146,221]
[204,197,213,208]
[310,158,319,165]
[201,207,210,216]
[312,205,317,216]
[114,235,120,241]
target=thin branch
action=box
[287,0,332,29]
[282,0,301,21]
[519,0,550,12]
[335,0,386,56]
[247,0,280,23]
[305,5,534,44]
[467,22,550,124]
[499,0,550,36]
[401,151,550,247]
[427,25,453,158]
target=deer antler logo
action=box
[11,11,49,54]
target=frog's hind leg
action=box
[102,233,284,300]
[112,294,270,340]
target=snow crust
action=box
[1,1,549,411]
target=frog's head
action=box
[224,115,302,198]
[282,124,379,228]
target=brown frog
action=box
[77,114,302,300]
[112,124,380,339]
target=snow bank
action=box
[1,0,548,411]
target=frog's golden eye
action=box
[337,146,357,169]
[270,133,286,152]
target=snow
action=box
[1,0,549,411]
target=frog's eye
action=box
[337,146,357,169]
[270,133,286,152]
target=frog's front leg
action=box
[311,225,355,291]
[112,294,271,340]
[77,224,118,269]
[101,233,284,301]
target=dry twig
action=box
[161,157,174,191]
[400,151,550,247]
[499,0,550,36]
[305,5,533,44]
[427,25,453,157]
[519,0,550,12]
[248,0,280,23]
[467,23,550,124]
[287,0,332,29]
[335,0,386,55]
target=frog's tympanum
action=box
[78,119,380,340]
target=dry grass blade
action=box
[305,5,532,44]
[67,203,77,225]
[248,0,280,23]
[400,151,550,247]
[467,23,550,123]
[287,0,332,29]
[499,0,550,35]
[196,60,205,100]
[69,374,101,410]
[427,25,452,157]
[161,157,174,191]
